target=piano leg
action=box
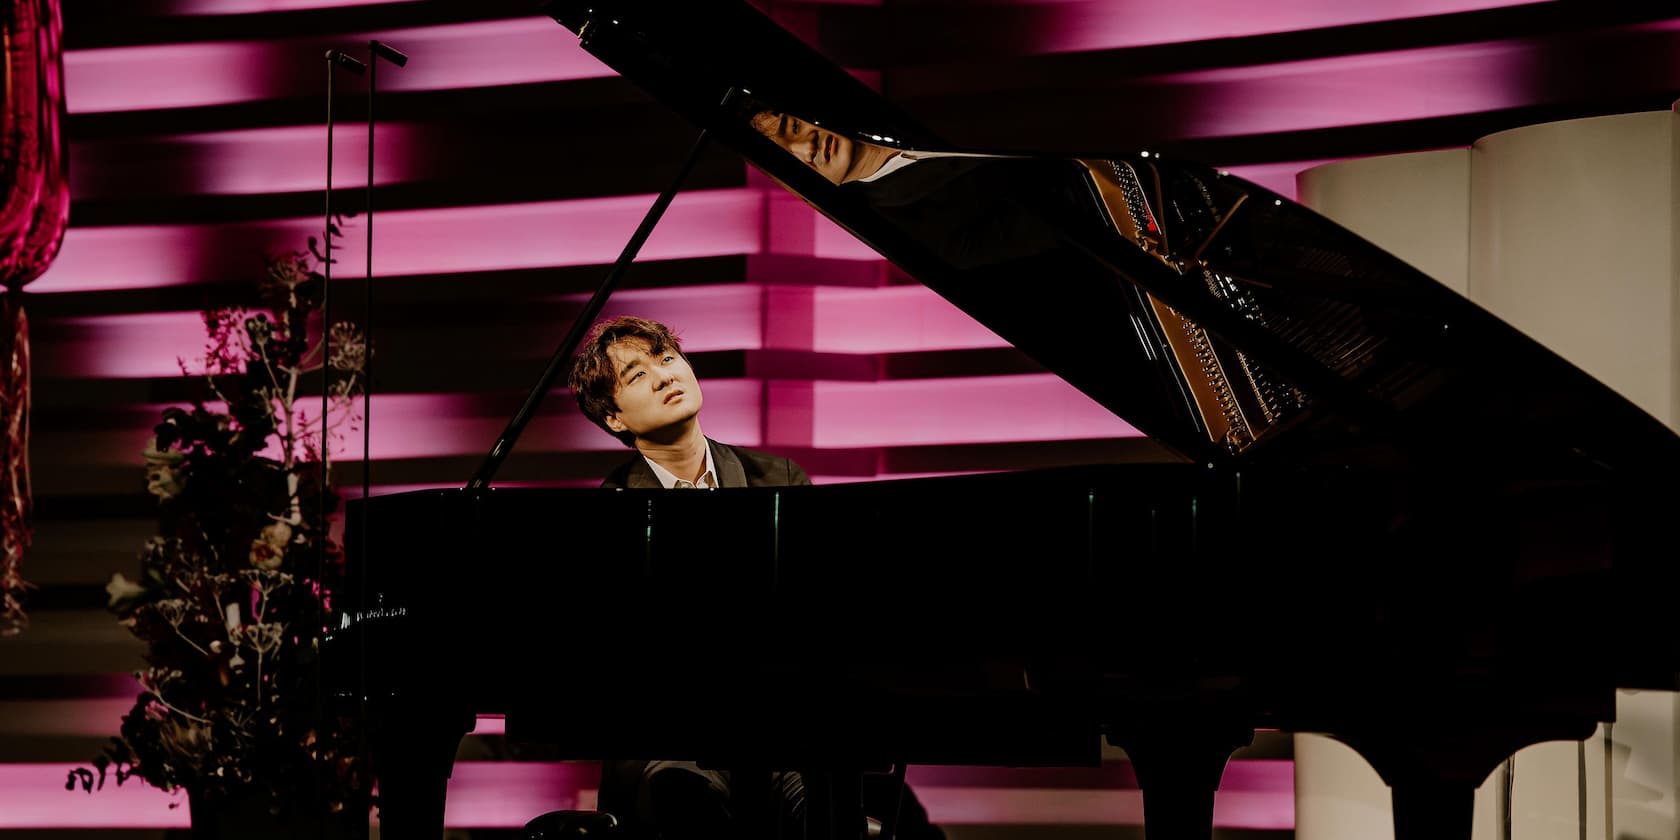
[797,767,866,840]
[1391,781,1475,840]
[1108,716,1255,840]
[1335,703,1607,840]
[368,703,476,838]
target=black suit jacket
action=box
[599,438,811,489]
[597,439,842,837]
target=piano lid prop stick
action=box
[464,88,741,492]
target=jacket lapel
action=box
[623,456,662,489]
[710,439,748,488]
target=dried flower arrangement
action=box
[68,217,372,821]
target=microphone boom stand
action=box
[317,46,363,840]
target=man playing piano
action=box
[565,314,944,839]
[568,315,810,489]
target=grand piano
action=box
[324,2,1680,839]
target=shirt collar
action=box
[854,149,1013,184]
[643,443,718,489]
[856,151,916,183]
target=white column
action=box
[1291,103,1680,840]
[1467,110,1677,429]
[1296,147,1472,296]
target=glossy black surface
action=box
[541,0,1680,475]
[329,463,1675,826]
[324,3,1680,838]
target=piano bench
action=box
[520,809,623,839]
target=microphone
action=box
[325,49,366,74]
[369,40,408,67]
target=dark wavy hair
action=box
[567,315,686,448]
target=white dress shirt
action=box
[642,445,719,489]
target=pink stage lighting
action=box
[163,382,759,463]
[65,371,1134,467]
[810,374,1140,448]
[441,762,598,828]
[44,285,767,380]
[65,18,613,114]
[5,756,1289,829]
[811,286,1009,354]
[1162,40,1538,137]
[1024,0,1552,54]
[168,0,416,13]
[34,189,763,294]
[71,123,423,199]
[356,384,762,460]
[3,765,191,829]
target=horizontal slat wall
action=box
[1,737,1299,833]
[8,0,1680,836]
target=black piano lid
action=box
[541,0,1680,477]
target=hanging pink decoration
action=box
[0,0,70,636]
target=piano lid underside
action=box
[542,0,1680,476]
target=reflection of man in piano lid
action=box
[567,315,811,489]
[749,108,905,184]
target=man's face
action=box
[751,110,855,185]
[603,337,703,441]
